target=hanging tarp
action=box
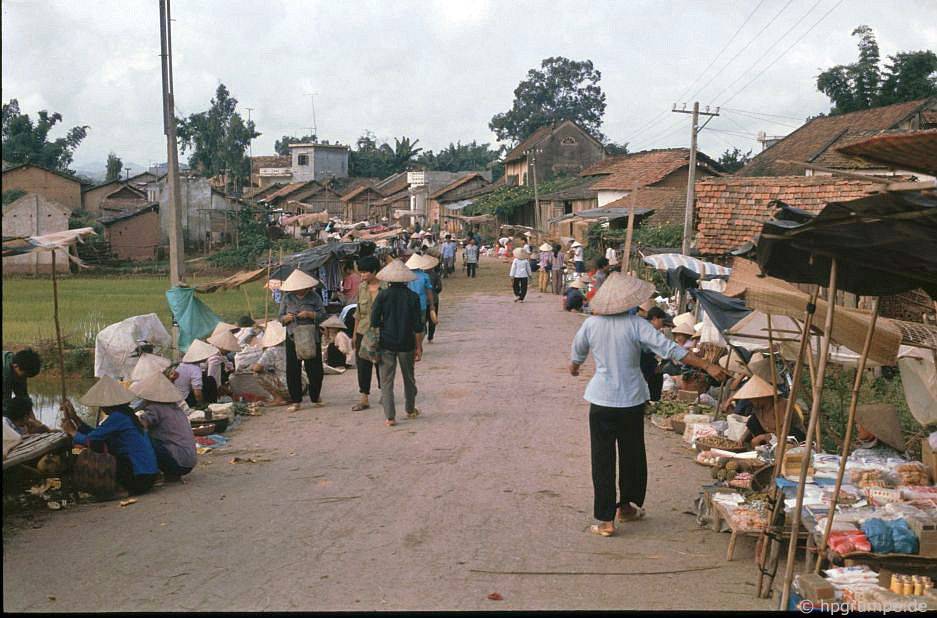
[756,191,937,297]
[897,346,937,426]
[690,289,752,334]
[94,314,172,379]
[643,253,731,277]
[194,268,266,293]
[271,242,361,280]
[667,266,700,291]
[281,211,330,226]
[2,227,97,267]
[166,287,221,353]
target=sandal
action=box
[351,403,370,411]
[589,524,615,537]
[617,503,646,522]
[287,403,301,412]
[385,419,397,427]
[406,409,420,419]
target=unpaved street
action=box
[3,258,771,611]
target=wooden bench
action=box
[3,432,71,471]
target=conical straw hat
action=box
[378,259,417,283]
[730,374,775,401]
[571,241,583,248]
[211,321,237,338]
[130,353,172,382]
[79,376,135,407]
[405,254,425,269]
[513,247,531,259]
[320,315,347,329]
[747,354,773,382]
[539,242,553,252]
[280,269,319,292]
[182,339,219,363]
[718,353,751,376]
[639,300,656,313]
[856,403,905,451]
[131,372,183,404]
[569,279,586,289]
[589,273,656,316]
[262,320,286,348]
[671,322,697,337]
[208,329,240,353]
[674,312,695,328]
[419,254,439,270]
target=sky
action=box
[3,0,936,174]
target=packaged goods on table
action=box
[782,446,815,481]
[860,518,919,554]
[814,514,859,534]
[684,422,718,446]
[895,461,931,486]
[900,486,937,501]
[827,529,872,554]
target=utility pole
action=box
[159,0,185,286]
[528,148,541,232]
[672,101,719,311]
[245,107,255,160]
[304,93,318,139]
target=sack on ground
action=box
[72,445,118,498]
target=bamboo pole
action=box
[813,297,879,573]
[780,260,838,609]
[716,343,734,417]
[241,285,254,320]
[51,249,68,410]
[757,286,820,598]
[622,185,638,276]
[767,313,782,438]
[263,247,272,325]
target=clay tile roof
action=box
[262,181,316,202]
[503,125,556,163]
[375,172,409,195]
[836,129,937,176]
[340,185,385,203]
[738,98,936,177]
[99,202,160,225]
[694,176,885,255]
[428,173,486,199]
[379,189,410,206]
[244,183,286,200]
[604,187,687,226]
[589,148,721,191]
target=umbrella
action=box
[642,253,731,277]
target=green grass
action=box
[2,276,273,348]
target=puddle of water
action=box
[28,376,98,428]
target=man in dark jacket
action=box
[371,260,425,427]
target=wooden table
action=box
[712,499,768,562]
[3,432,71,470]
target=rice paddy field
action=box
[2,275,272,349]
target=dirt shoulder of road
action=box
[3,256,772,611]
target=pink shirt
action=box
[341,273,361,302]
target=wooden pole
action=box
[241,285,254,320]
[51,250,67,406]
[263,247,272,325]
[623,185,638,276]
[757,287,819,598]
[766,314,782,444]
[716,343,734,417]
[780,260,838,609]
[813,297,879,573]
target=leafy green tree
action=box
[105,153,123,181]
[604,141,629,156]
[175,84,260,190]
[418,140,500,172]
[348,132,422,178]
[817,25,937,114]
[489,57,606,144]
[274,134,317,156]
[1,99,89,172]
[717,147,752,173]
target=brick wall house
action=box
[101,203,161,261]
[2,163,83,212]
[2,193,71,273]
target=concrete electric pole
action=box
[159,0,185,286]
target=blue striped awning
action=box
[642,253,731,277]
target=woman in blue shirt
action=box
[60,376,160,496]
[569,273,726,537]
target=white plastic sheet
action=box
[94,314,172,379]
[897,346,937,427]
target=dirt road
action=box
[3,258,771,611]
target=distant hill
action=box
[72,160,150,184]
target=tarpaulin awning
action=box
[443,199,474,211]
[166,287,221,353]
[281,211,329,226]
[756,191,937,297]
[342,228,402,243]
[194,268,267,293]
[94,314,172,379]
[643,253,731,277]
[689,289,752,333]
[2,227,97,267]
[271,242,361,280]
[897,346,937,426]
[572,206,654,220]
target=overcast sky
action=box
[3,0,936,173]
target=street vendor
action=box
[563,278,586,312]
[172,339,219,407]
[640,306,674,402]
[60,376,160,496]
[132,372,197,482]
[279,268,327,411]
[569,272,727,537]
[731,375,805,447]
[3,397,50,435]
[251,320,296,406]
[321,315,355,369]
[3,348,41,411]
[670,322,697,350]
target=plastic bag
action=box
[726,414,749,442]
[860,518,893,553]
[890,519,919,554]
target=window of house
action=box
[561,136,577,145]
[297,154,309,166]
[563,201,573,215]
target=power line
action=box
[722,0,845,106]
[630,117,688,151]
[721,106,803,121]
[692,0,795,101]
[723,108,801,129]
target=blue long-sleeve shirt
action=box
[571,314,688,408]
[74,408,159,476]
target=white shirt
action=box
[573,246,584,261]
[571,313,688,408]
[605,247,619,265]
[509,258,532,279]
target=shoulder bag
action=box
[292,323,320,360]
[72,442,118,498]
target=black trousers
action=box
[512,277,528,300]
[115,456,158,496]
[589,402,647,521]
[285,334,324,403]
[354,334,381,395]
[466,262,477,278]
[426,302,439,340]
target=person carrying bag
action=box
[279,269,327,411]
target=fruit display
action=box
[696,435,746,452]
[851,468,890,488]
[647,401,691,417]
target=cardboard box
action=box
[907,517,937,558]
[796,573,835,601]
[922,437,937,483]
